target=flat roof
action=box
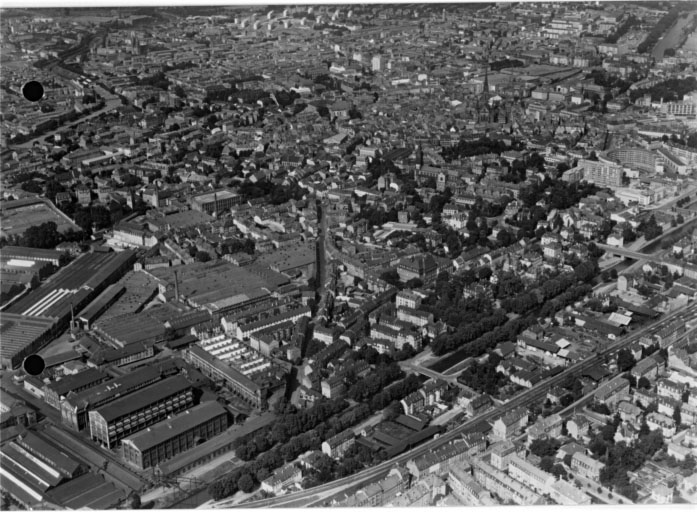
[122,400,227,452]
[188,344,260,393]
[92,375,191,423]
[149,261,288,306]
[4,259,35,268]
[0,246,63,261]
[255,241,316,272]
[95,312,166,346]
[191,189,239,204]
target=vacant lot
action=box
[0,200,78,237]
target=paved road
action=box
[647,186,697,212]
[573,473,629,505]
[0,373,149,492]
[399,361,459,383]
[596,244,665,262]
[210,302,697,508]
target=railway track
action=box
[213,302,696,508]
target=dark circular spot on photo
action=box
[23,354,45,376]
[23,80,44,102]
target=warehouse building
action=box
[0,313,59,369]
[1,250,136,368]
[0,430,83,507]
[60,364,176,431]
[88,375,194,449]
[0,246,66,267]
[190,190,242,215]
[43,368,111,409]
[121,401,228,470]
[184,344,265,409]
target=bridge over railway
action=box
[596,244,665,263]
[209,302,697,509]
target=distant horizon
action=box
[1,1,497,12]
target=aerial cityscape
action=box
[0,1,697,509]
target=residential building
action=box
[260,463,302,495]
[491,407,528,440]
[571,452,604,480]
[322,429,355,459]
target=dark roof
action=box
[394,414,427,432]
[0,245,63,262]
[324,429,355,448]
[122,400,227,452]
[46,472,125,509]
[0,466,42,506]
[2,443,62,488]
[43,351,82,368]
[166,334,199,350]
[65,364,166,410]
[77,284,126,323]
[88,342,152,365]
[92,375,191,422]
[5,250,136,320]
[46,368,111,396]
[17,431,81,477]
[582,366,610,382]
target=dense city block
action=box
[1,2,697,509]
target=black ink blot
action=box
[23,354,45,376]
[23,81,44,102]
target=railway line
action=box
[212,301,697,508]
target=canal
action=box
[652,10,697,60]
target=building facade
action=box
[121,401,228,470]
[88,376,194,449]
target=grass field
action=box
[0,200,78,237]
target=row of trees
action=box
[430,258,597,358]
[501,260,597,315]
[637,5,692,53]
[628,76,697,104]
[237,179,306,205]
[604,15,639,44]
[345,362,404,402]
[1,221,84,250]
[441,137,516,162]
[210,371,422,501]
[458,353,508,396]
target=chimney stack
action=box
[174,270,180,302]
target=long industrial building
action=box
[1,250,136,368]
[184,344,265,409]
[121,401,228,470]
[60,363,177,431]
[88,375,194,449]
